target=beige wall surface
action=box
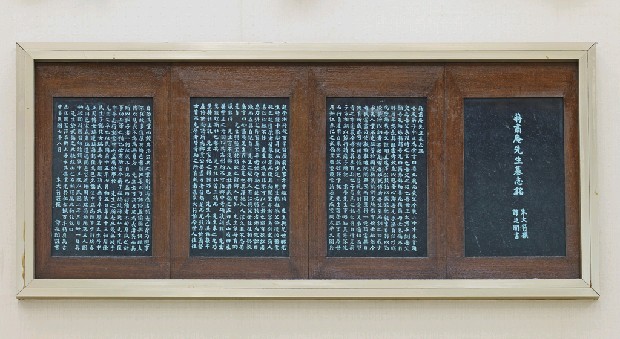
[1,0,618,338]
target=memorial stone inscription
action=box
[464,98,566,257]
[326,98,428,257]
[52,98,153,256]
[190,98,289,257]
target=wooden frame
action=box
[170,64,309,279]
[33,63,171,279]
[308,64,445,279]
[445,63,581,279]
[16,43,598,299]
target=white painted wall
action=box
[1,1,618,337]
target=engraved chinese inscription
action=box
[327,98,428,257]
[190,98,289,257]
[464,98,566,257]
[510,112,528,241]
[52,98,153,256]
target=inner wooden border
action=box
[308,64,446,279]
[32,61,581,281]
[445,62,581,279]
[34,62,171,279]
[169,63,309,279]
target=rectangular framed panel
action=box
[464,98,566,257]
[170,64,308,279]
[16,43,598,299]
[326,97,428,258]
[189,97,290,258]
[445,63,581,279]
[34,63,170,279]
[51,97,154,257]
[308,64,445,279]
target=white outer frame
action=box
[16,42,599,299]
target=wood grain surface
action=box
[35,62,171,279]
[445,62,581,279]
[34,62,581,280]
